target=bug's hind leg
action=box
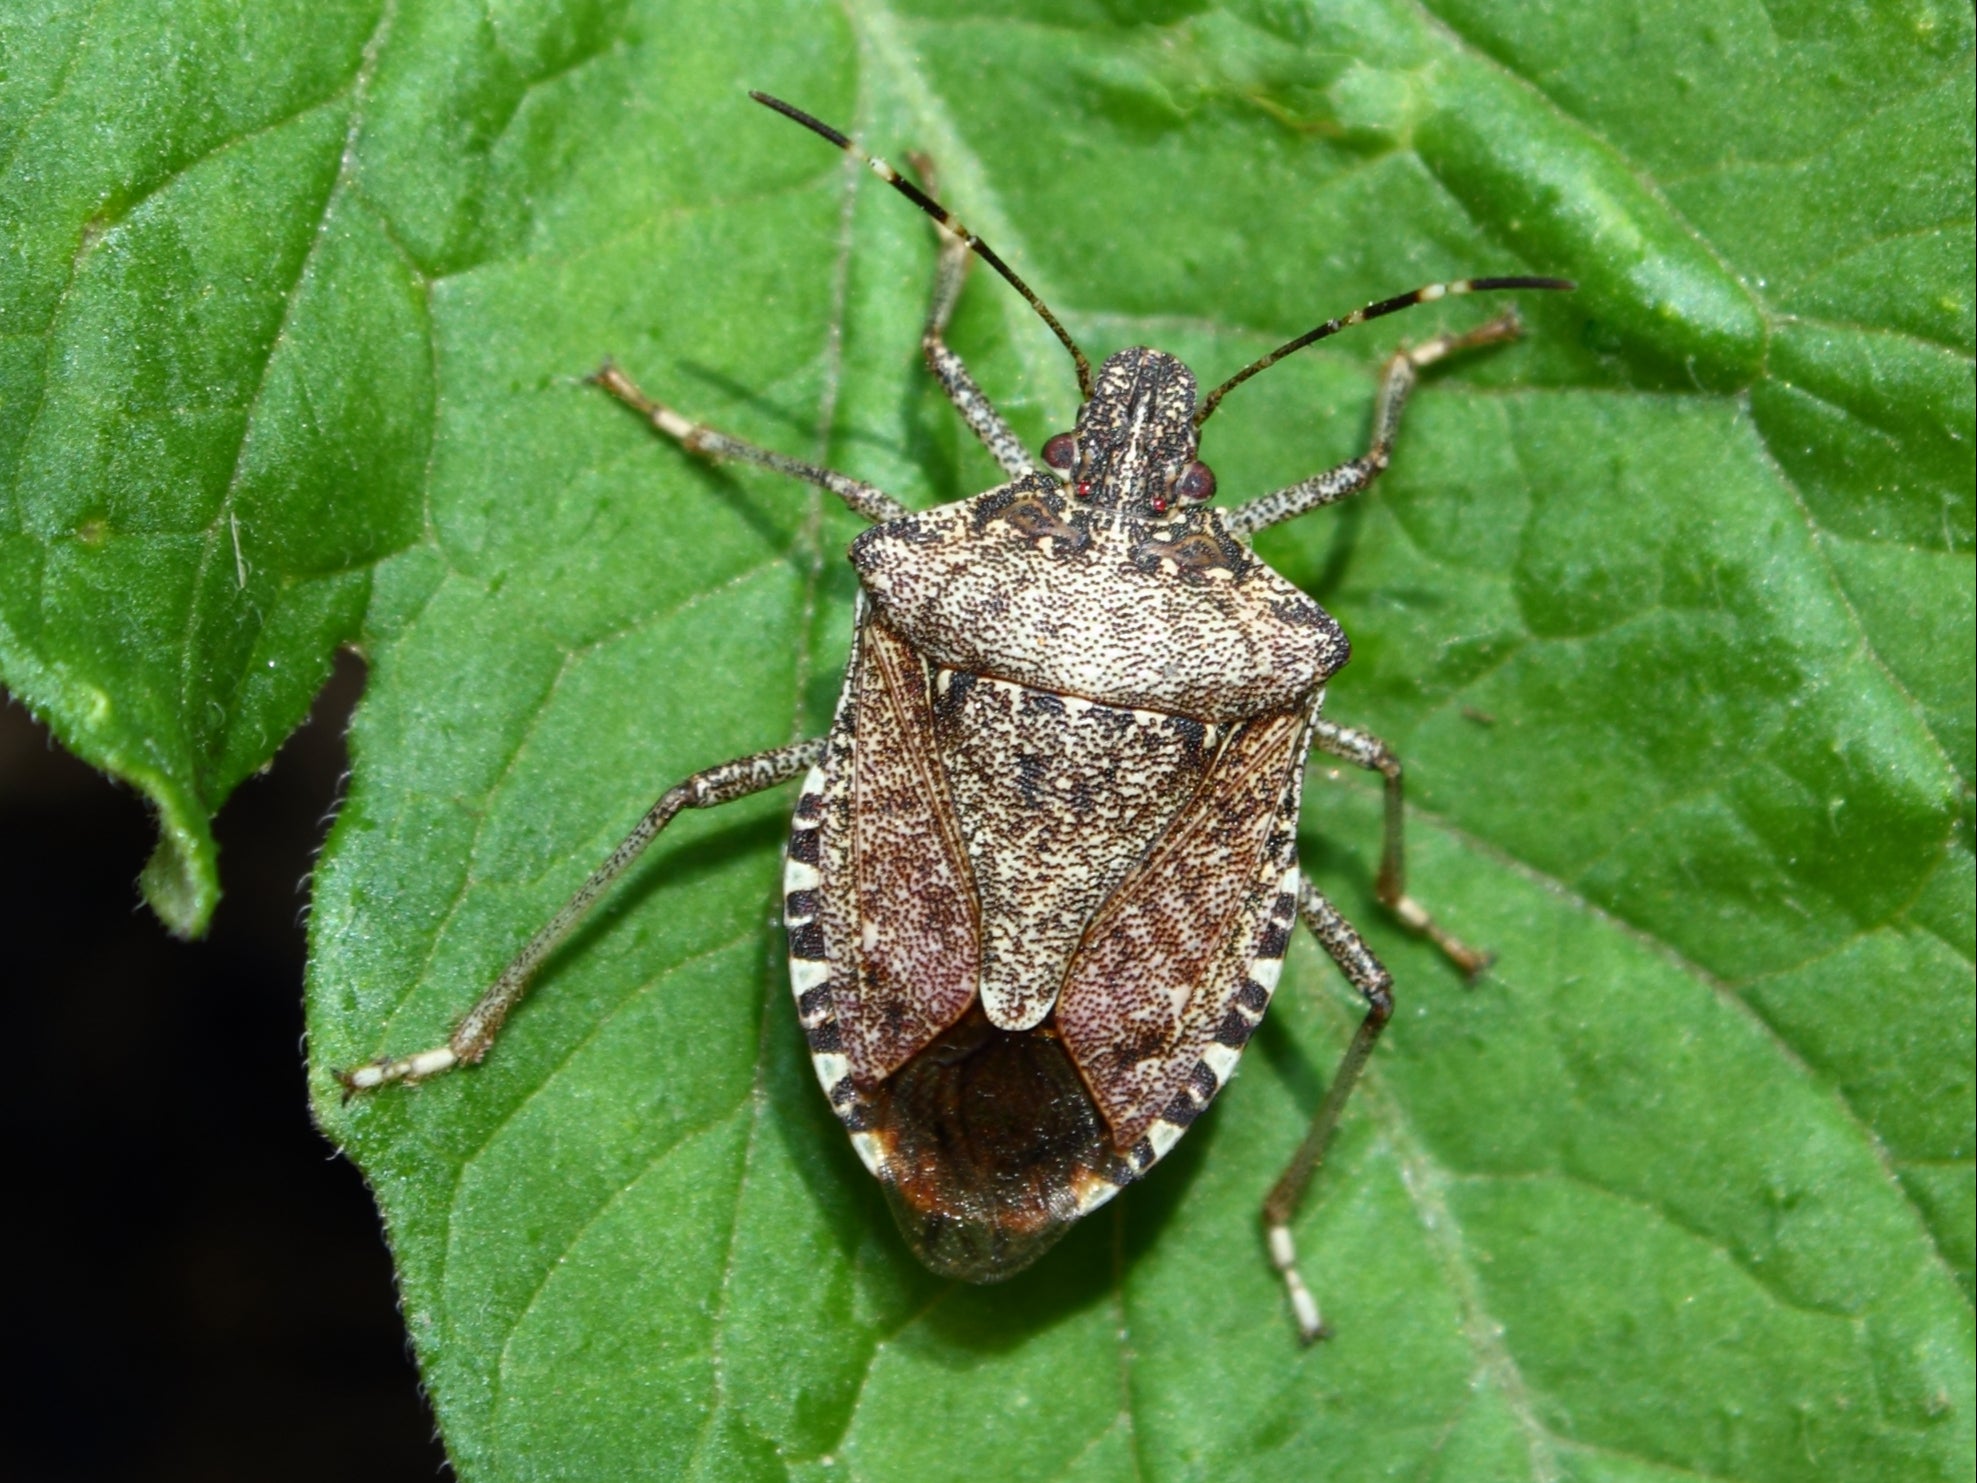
[592,362,909,525]
[1312,717,1490,977]
[1228,311,1525,537]
[909,152,1038,480]
[336,737,827,1096]
[1263,878,1393,1344]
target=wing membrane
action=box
[841,618,981,1081]
[1057,709,1306,1148]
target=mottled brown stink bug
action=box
[341,93,1571,1343]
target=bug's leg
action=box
[591,362,909,525]
[336,736,827,1095]
[1311,717,1491,977]
[1227,311,1524,537]
[908,153,1037,480]
[1263,878,1394,1344]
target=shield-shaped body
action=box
[783,470,1348,1279]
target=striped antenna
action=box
[1195,276,1575,426]
[752,92,1094,398]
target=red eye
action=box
[1074,481,1093,499]
[1042,432,1077,470]
[1176,461,1216,502]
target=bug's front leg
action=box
[590,363,909,525]
[909,154,1038,481]
[337,737,827,1095]
[1262,877,1394,1345]
[1310,717,1490,977]
[1227,311,1525,537]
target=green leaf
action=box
[0,0,426,933]
[6,0,1971,1478]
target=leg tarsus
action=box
[336,736,827,1096]
[1262,877,1394,1344]
[590,362,909,525]
[1385,891,1493,981]
[1310,716,1492,979]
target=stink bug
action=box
[339,92,1572,1343]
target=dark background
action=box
[2,650,450,1481]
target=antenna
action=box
[1196,277,1575,426]
[751,92,1094,399]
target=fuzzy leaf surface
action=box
[5,0,1969,1478]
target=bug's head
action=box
[1042,348,1216,519]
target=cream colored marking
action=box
[1420,282,1448,302]
[1269,1222,1324,1341]
[1391,895,1432,932]
[647,402,700,443]
[1146,1118,1185,1159]
[1268,1224,1296,1269]
[1289,1281,1323,1340]
[849,1130,886,1176]
[789,958,831,993]
[812,1051,850,1093]
[1071,1173,1126,1217]
[1200,1041,1241,1083]
[343,1045,458,1090]
[783,858,822,893]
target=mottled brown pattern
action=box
[933,669,1215,1031]
[759,233,1493,1294]
[1057,709,1309,1148]
[840,619,982,1082]
[851,480,1346,721]
[798,587,1322,1283]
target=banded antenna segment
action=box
[1196,276,1575,425]
[751,91,1095,399]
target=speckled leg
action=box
[591,362,908,525]
[1311,718,1491,977]
[1262,878,1394,1344]
[1227,311,1524,537]
[911,155,1037,480]
[336,737,827,1096]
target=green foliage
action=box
[3,0,1971,1478]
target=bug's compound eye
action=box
[1042,432,1077,470]
[1176,460,1216,503]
